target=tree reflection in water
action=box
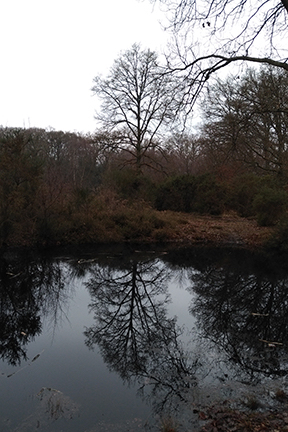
[82,247,288,418]
[187,250,288,384]
[84,255,200,416]
[3,245,288,427]
[0,250,73,366]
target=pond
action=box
[1,244,288,431]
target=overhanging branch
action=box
[173,54,288,109]
[177,54,288,74]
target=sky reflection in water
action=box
[1,245,288,431]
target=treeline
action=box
[1,66,288,247]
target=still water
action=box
[1,244,288,431]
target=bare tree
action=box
[150,0,288,109]
[164,132,203,174]
[92,44,179,172]
[200,67,288,177]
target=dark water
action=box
[1,244,288,431]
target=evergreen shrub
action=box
[154,174,226,215]
[193,174,226,215]
[253,187,288,226]
[154,175,197,212]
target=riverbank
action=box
[0,209,275,250]
[161,211,272,248]
[197,402,288,432]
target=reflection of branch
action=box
[85,260,173,376]
[138,335,200,413]
[6,350,44,378]
[190,261,288,380]
[0,253,73,365]
[84,257,204,416]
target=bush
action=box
[229,173,285,218]
[193,174,226,215]
[154,175,197,212]
[154,174,226,215]
[253,187,288,226]
[229,173,263,217]
[102,168,156,202]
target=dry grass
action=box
[49,208,274,248]
[159,416,179,432]
[4,191,274,248]
[199,403,288,431]
[157,211,272,248]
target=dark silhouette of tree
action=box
[92,44,179,172]
[0,127,106,246]
[200,67,288,177]
[0,127,45,244]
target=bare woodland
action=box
[1,1,288,247]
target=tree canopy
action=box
[200,67,288,177]
[92,44,179,172]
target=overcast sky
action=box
[0,0,168,134]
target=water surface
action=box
[1,245,288,431]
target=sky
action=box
[0,0,168,134]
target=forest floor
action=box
[197,401,288,432]
[163,211,273,249]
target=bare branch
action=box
[150,0,288,108]
[92,44,180,172]
[170,53,288,110]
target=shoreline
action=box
[0,211,275,252]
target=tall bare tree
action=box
[92,44,179,172]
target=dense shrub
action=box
[228,173,287,223]
[252,187,288,226]
[229,173,263,217]
[154,174,226,215]
[154,175,197,212]
[193,174,227,215]
[102,168,156,202]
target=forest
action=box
[3,0,288,251]
[1,63,288,249]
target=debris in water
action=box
[259,339,283,346]
[37,387,79,420]
[6,350,44,378]
[251,312,269,316]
